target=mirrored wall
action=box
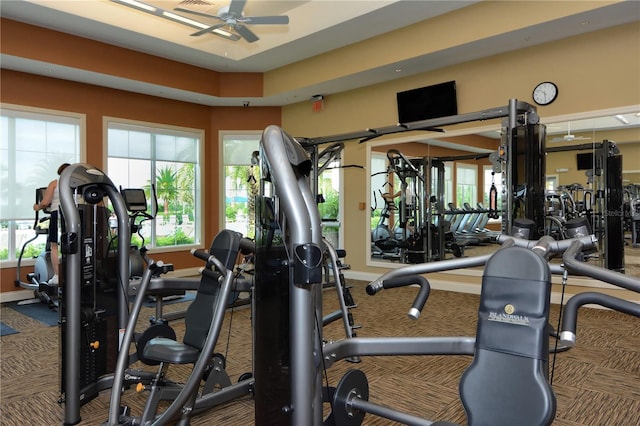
[366,105,640,268]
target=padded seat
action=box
[141,230,244,366]
[143,337,200,364]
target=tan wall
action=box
[265,1,622,97]
[281,22,640,275]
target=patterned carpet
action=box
[1,275,639,425]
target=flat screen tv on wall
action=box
[576,152,595,170]
[396,80,458,124]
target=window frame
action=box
[219,131,262,236]
[455,162,478,208]
[0,103,86,266]
[104,116,204,253]
[219,130,344,247]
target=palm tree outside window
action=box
[106,120,202,250]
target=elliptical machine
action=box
[14,187,57,307]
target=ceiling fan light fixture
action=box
[162,11,208,29]
[213,28,234,37]
[178,0,213,5]
[614,114,630,125]
[114,0,157,13]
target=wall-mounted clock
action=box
[532,81,558,105]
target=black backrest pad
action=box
[459,246,556,426]
[183,230,241,349]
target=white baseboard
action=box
[1,289,36,304]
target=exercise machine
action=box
[252,120,637,425]
[14,187,58,306]
[326,229,640,425]
[58,164,132,425]
[631,198,640,248]
[105,229,255,425]
[252,101,544,424]
[547,140,625,271]
[370,150,461,262]
[253,122,552,425]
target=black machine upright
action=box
[58,164,131,425]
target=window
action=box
[455,163,477,208]
[1,105,83,263]
[317,156,342,248]
[106,119,202,249]
[221,133,261,239]
[221,132,342,245]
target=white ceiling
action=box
[1,0,639,109]
[1,0,478,73]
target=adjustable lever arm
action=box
[366,275,431,320]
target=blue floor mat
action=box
[0,322,19,336]
[7,293,194,328]
[7,302,59,326]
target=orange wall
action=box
[0,18,263,98]
[0,69,280,295]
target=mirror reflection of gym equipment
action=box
[369,118,637,275]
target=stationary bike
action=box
[14,187,57,307]
[371,189,403,258]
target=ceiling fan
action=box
[550,122,591,143]
[175,0,290,43]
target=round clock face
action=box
[532,82,558,105]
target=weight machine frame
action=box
[58,164,131,425]
[253,99,546,425]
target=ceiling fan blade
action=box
[234,24,259,43]
[190,23,226,37]
[174,7,223,21]
[244,15,290,25]
[228,0,247,16]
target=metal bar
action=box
[348,398,434,426]
[260,125,323,425]
[435,152,491,162]
[563,240,640,292]
[302,100,536,145]
[323,336,476,368]
[546,142,604,153]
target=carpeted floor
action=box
[6,301,60,327]
[1,275,638,425]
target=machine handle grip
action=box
[560,292,640,348]
[191,248,211,262]
[239,237,255,255]
[367,275,431,320]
